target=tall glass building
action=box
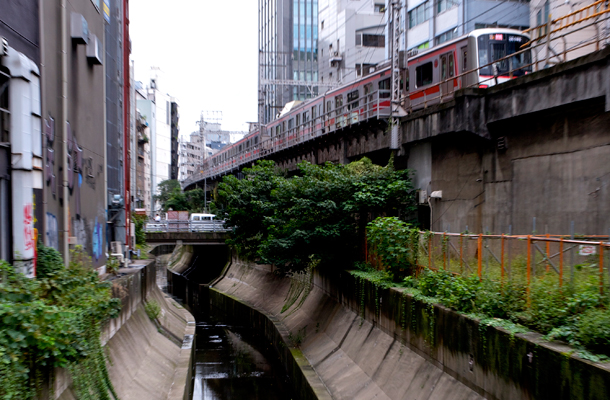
[259,0,318,124]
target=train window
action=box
[347,90,359,110]
[461,47,467,71]
[276,125,280,136]
[303,111,308,122]
[491,43,507,70]
[335,95,343,109]
[288,118,294,129]
[441,55,447,80]
[415,62,433,87]
[311,106,316,119]
[239,145,242,151]
[255,136,259,145]
[347,90,359,103]
[247,140,250,148]
[449,54,454,77]
[364,83,373,95]
[296,114,300,127]
[379,78,391,98]
[282,121,286,132]
[326,101,332,113]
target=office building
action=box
[259,0,319,123]
[318,0,387,84]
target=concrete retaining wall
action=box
[213,258,610,400]
[53,259,195,400]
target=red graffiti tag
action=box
[24,204,35,251]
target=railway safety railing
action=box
[368,231,610,297]
[145,220,228,233]
[183,89,392,184]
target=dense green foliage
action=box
[353,216,610,358]
[154,179,181,209]
[0,246,121,399]
[213,158,416,273]
[367,216,421,279]
[155,179,208,213]
[132,214,147,246]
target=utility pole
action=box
[390,0,406,150]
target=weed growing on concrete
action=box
[288,326,307,348]
[145,300,161,321]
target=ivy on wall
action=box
[0,244,121,400]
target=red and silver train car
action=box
[203,29,531,176]
[407,28,531,108]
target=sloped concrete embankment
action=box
[213,259,610,400]
[54,259,195,400]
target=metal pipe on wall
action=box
[61,0,70,266]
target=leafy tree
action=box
[165,188,207,212]
[155,179,181,209]
[213,158,416,274]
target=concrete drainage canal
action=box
[161,245,298,399]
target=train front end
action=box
[472,29,532,88]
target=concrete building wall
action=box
[428,101,610,235]
[529,0,604,70]
[40,0,107,267]
[318,2,385,84]
[405,0,529,52]
[137,98,156,211]
[0,0,40,64]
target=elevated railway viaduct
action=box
[184,47,610,235]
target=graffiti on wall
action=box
[24,203,35,252]
[67,122,83,218]
[46,212,59,250]
[73,218,88,248]
[44,117,56,198]
[92,217,103,261]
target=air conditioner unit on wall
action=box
[86,34,102,65]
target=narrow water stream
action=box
[192,321,296,400]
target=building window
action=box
[356,63,375,77]
[374,3,386,13]
[409,2,430,29]
[416,62,433,87]
[437,0,456,14]
[436,28,458,45]
[321,20,324,29]
[356,33,385,48]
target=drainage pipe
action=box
[61,0,70,265]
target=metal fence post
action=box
[600,242,604,296]
[559,238,564,287]
[478,234,483,281]
[443,232,447,270]
[501,233,505,283]
[527,235,532,306]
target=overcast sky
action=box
[130,0,258,136]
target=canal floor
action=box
[192,321,296,400]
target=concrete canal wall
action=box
[54,259,195,400]
[212,257,610,400]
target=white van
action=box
[189,213,216,221]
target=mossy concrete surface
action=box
[314,269,610,400]
[212,260,484,400]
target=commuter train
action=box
[202,28,531,177]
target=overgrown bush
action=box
[576,308,610,355]
[145,300,161,321]
[214,158,416,274]
[36,241,64,278]
[0,245,121,400]
[132,213,147,246]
